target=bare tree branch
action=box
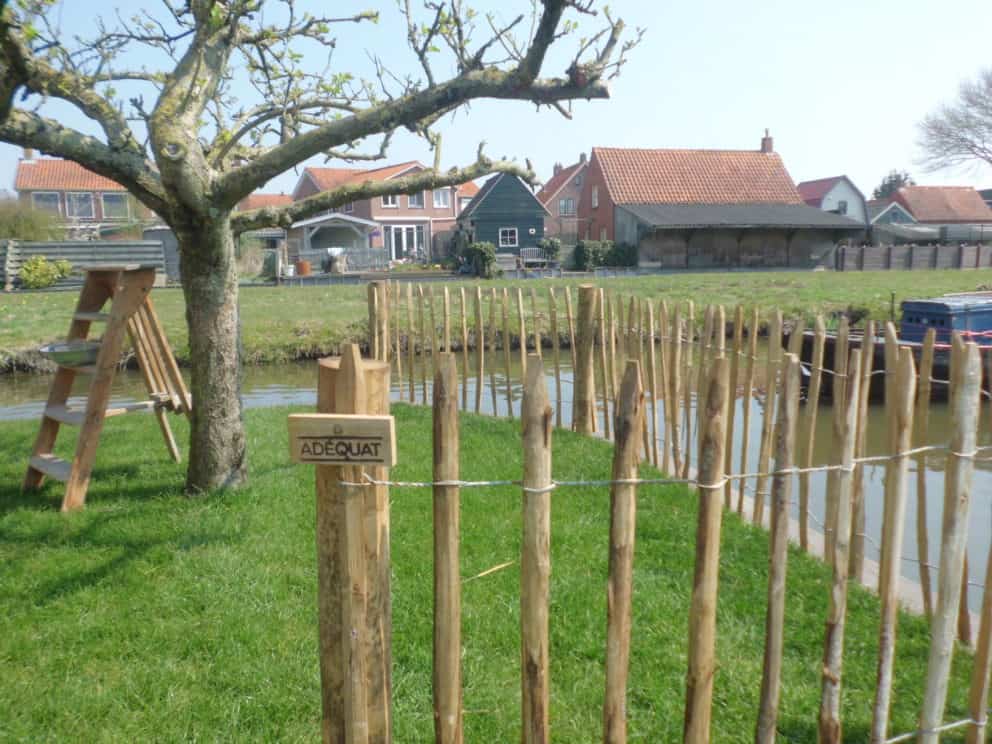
[918,67,992,173]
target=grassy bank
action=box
[3,269,992,373]
[0,405,973,741]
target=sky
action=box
[2,0,992,200]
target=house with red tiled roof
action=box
[537,154,588,245]
[237,193,293,212]
[290,161,478,262]
[892,186,992,225]
[796,176,868,225]
[580,132,865,269]
[14,150,153,237]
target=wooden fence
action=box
[836,243,992,272]
[1,239,166,290]
[316,281,991,743]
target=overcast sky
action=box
[2,0,991,199]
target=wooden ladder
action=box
[23,265,191,511]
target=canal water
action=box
[2,350,990,612]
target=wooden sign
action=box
[288,413,396,466]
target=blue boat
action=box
[900,292,992,347]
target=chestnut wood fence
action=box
[317,280,991,743]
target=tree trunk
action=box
[176,215,247,492]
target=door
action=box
[385,224,427,261]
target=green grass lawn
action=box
[0,405,975,742]
[4,269,992,371]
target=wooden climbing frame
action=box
[23,265,191,511]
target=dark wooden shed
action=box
[457,173,549,255]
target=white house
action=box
[797,175,868,226]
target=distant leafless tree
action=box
[0,0,641,492]
[919,68,992,172]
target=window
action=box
[408,191,424,208]
[498,227,518,248]
[836,200,848,215]
[433,188,450,209]
[343,202,354,213]
[31,192,60,214]
[382,194,398,208]
[66,192,94,219]
[101,193,129,220]
[599,226,607,241]
[558,197,576,216]
[591,185,599,209]
[573,174,583,187]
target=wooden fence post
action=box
[406,284,415,404]
[799,315,826,551]
[474,287,484,415]
[918,337,982,744]
[316,345,393,744]
[681,301,695,480]
[869,347,916,744]
[521,355,553,744]
[603,360,645,744]
[460,288,470,410]
[599,287,613,439]
[368,282,380,361]
[573,285,598,435]
[824,317,850,564]
[669,303,684,477]
[564,286,578,373]
[418,285,428,404]
[549,288,563,429]
[429,286,439,380]
[755,353,801,744]
[817,348,861,744]
[433,353,463,744]
[683,356,729,744]
[724,305,743,509]
[753,310,782,525]
[443,287,451,354]
[502,288,514,419]
[737,307,758,515]
[488,288,499,416]
[646,302,660,467]
[517,287,528,375]
[530,287,543,359]
[915,328,936,619]
[657,300,672,475]
[849,320,876,583]
[966,531,992,743]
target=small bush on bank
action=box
[573,240,638,270]
[538,237,561,264]
[462,241,498,278]
[18,256,72,289]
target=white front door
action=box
[385,224,427,261]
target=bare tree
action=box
[919,67,992,172]
[0,0,639,492]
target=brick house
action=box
[536,153,588,245]
[890,186,992,225]
[290,161,477,261]
[14,151,153,238]
[578,133,864,268]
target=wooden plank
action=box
[143,297,192,415]
[573,285,598,435]
[817,348,862,744]
[73,312,109,322]
[915,327,936,619]
[800,316,827,551]
[918,337,983,744]
[432,354,463,744]
[869,348,917,744]
[521,355,552,744]
[755,353,801,744]
[603,360,644,744]
[287,414,396,466]
[29,454,71,482]
[682,356,729,744]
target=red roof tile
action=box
[15,158,128,192]
[238,193,292,211]
[303,161,422,192]
[457,181,479,197]
[894,186,992,224]
[536,160,587,204]
[592,147,802,205]
[796,176,846,207]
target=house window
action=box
[558,197,576,216]
[343,202,354,213]
[31,192,60,214]
[101,193,129,220]
[433,188,450,209]
[599,226,607,241]
[382,194,398,208]
[573,174,583,187]
[836,200,848,215]
[408,191,424,208]
[591,185,599,209]
[498,227,519,248]
[66,192,94,219]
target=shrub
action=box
[538,237,561,263]
[462,241,497,278]
[573,240,608,270]
[605,241,638,267]
[0,201,61,241]
[19,256,72,289]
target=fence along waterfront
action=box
[340,279,992,743]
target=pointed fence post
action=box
[817,348,861,744]
[824,317,850,565]
[683,355,729,744]
[755,353,801,744]
[918,337,982,744]
[573,285,599,435]
[915,328,936,619]
[603,360,645,744]
[521,355,553,744]
[799,315,826,551]
[433,354,463,744]
[869,347,917,744]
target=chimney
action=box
[579,152,587,164]
[553,162,562,175]
[760,129,773,154]
[22,147,35,161]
